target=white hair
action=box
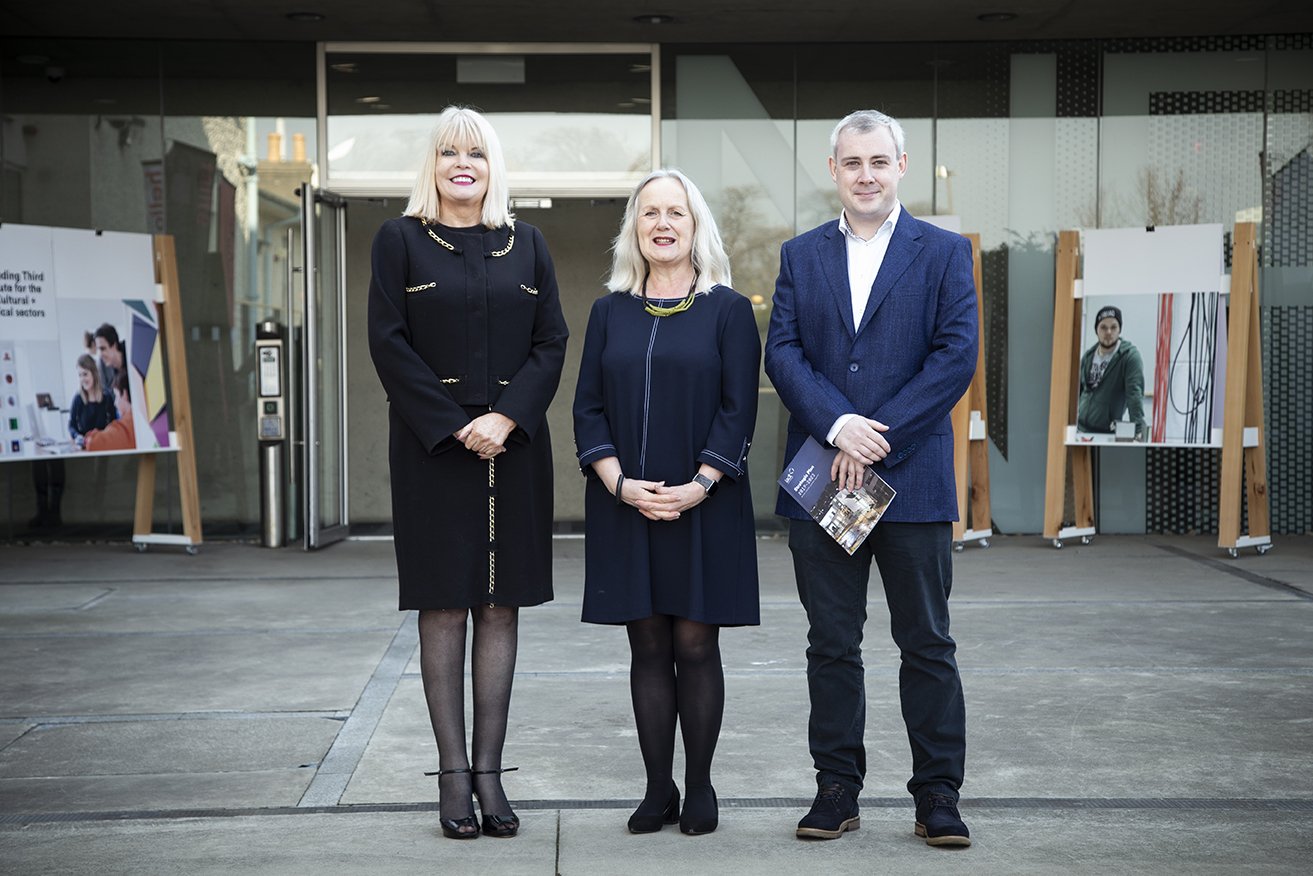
[403,106,512,229]
[831,109,906,158]
[606,169,732,295]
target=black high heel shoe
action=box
[679,784,718,835]
[473,767,520,838]
[627,783,681,834]
[424,767,480,839]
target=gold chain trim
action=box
[440,378,460,384]
[420,221,457,252]
[520,284,538,296]
[405,281,436,293]
[487,457,497,600]
[419,219,514,257]
[488,231,514,258]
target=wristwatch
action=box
[692,473,719,496]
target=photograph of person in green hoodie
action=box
[1077,305,1147,441]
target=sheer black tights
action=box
[626,614,724,816]
[419,605,519,830]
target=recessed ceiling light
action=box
[633,14,674,25]
[330,62,358,73]
[976,12,1017,22]
[286,11,325,22]
[356,95,382,104]
[629,63,652,74]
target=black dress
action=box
[573,287,761,626]
[368,216,568,610]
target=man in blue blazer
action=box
[765,110,977,847]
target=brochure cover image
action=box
[778,435,897,555]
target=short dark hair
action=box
[114,371,130,402]
[94,323,121,347]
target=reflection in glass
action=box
[325,52,653,191]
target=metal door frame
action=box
[299,185,350,549]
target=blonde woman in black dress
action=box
[368,106,568,840]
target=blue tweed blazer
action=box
[764,210,978,523]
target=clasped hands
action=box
[832,416,891,492]
[455,412,516,460]
[618,477,706,521]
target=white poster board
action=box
[1070,224,1227,448]
[0,224,176,462]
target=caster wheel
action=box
[1081,536,1092,545]
[954,542,964,553]
[185,545,200,556]
[134,543,148,553]
[979,539,991,549]
[1052,539,1064,549]
[1227,547,1238,558]
[1256,544,1272,555]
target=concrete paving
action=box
[1,533,1311,874]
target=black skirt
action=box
[389,404,554,610]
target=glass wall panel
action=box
[662,46,799,522]
[325,51,652,194]
[1260,41,1313,534]
[158,42,317,533]
[1,39,166,538]
[0,38,316,539]
[1099,42,1266,534]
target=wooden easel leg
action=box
[1242,248,1270,543]
[134,454,157,540]
[154,234,203,550]
[1044,231,1081,542]
[1072,446,1094,530]
[1218,222,1265,553]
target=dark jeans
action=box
[789,518,965,802]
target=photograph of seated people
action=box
[1077,305,1147,441]
[82,372,135,452]
[68,353,116,440]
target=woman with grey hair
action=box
[368,106,568,840]
[573,169,761,836]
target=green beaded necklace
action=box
[642,271,699,317]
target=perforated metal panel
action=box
[981,247,1009,460]
[1262,306,1313,534]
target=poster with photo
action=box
[0,224,174,462]
[1072,224,1227,447]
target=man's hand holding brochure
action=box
[778,435,897,555]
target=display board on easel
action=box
[951,232,992,551]
[1041,222,1270,556]
[0,223,202,552]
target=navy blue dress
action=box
[573,286,761,626]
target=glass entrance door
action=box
[299,186,350,549]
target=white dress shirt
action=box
[827,202,902,445]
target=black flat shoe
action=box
[473,767,520,838]
[628,783,681,834]
[679,784,718,835]
[425,767,480,839]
